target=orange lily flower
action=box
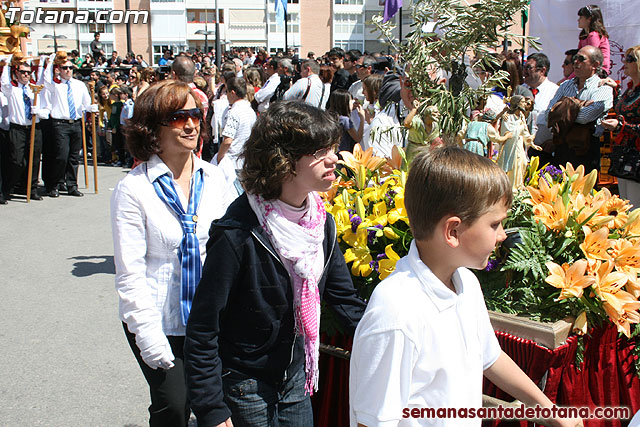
[579,226,611,264]
[592,261,629,313]
[572,311,588,335]
[532,199,568,231]
[526,177,559,206]
[339,143,386,172]
[545,259,595,300]
[603,296,640,338]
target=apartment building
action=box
[23,0,520,64]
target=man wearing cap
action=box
[1,56,49,201]
[43,51,99,197]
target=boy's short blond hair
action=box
[405,146,512,240]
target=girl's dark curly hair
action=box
[239,100,341,200]
[124,80,206,161]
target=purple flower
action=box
[367,224,384,245]
[350,215,362,232]
[376,253,388,261]
[369,260,379,272]
[484,259,499,272]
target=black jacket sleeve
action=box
[321,219,366,334]
[184,228,238,426]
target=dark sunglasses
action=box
[573,54,587,64]
[59,66,74,70]
[16,69,31,75]
[625,54,637,64]
[162,108,202,128]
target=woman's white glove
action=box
[140,339,175,370]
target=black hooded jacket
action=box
[184,192,366,426]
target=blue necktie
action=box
[23,85,31,118]
[66,80,77,120]
[153,168,205,326]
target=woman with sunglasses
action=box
[602,47,640,207]
[577,4,610,75]
[111,80,236,427]
[185,100,366,427]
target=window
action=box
[187,9,217,23]
[153,44,180,64]
[334,0,363,5]
[268,12,299,33]
[78,9,114,34]
[334,13,363,35]
[334,39,364,52]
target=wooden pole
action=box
[26,84,44,203]
[89,82,98,194]
[81,115,88,188]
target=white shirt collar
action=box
[146,153,207,183]
[405,240,464,312]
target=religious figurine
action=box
[496,94,542,188]
[457,109,513,158]
[0,1,29,55]
[403,101,443,164]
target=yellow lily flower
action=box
[383,227,400,240]
[388,189,409,225]
[599,195,631,230]
[378,244,401,280]
[343,227,373,277]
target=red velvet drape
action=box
[312,326,639,427]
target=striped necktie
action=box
[66,80,77,120]
[152,168,205,326]
[23,85,31,119]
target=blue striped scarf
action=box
[153,168,205,325]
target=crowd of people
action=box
[4,2,639,426]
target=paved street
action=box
[0,165,153,426]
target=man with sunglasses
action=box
[558,49,579,85]
[349,55,376,105]
[523,53,558,166]
[543,45,613,172]
[0,57,49,201]
[42,52,99,197]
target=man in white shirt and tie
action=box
[283,60,326,108]
[43,51,98,197]
[0,56,49,201]
[523,53,558,166]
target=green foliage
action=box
[373,0,539,137]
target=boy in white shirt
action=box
[349,147,581,427]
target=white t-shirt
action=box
[221,99,257,168]
[350,241,501,427]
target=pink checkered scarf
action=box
[247,191,326,395]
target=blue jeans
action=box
[222,366,313,427]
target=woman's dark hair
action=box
[124,80,206,161]
[362,73,383,104]
[498,53,523,95]
[327,89,352,117]
[140,67,155,83]
[240,100,341,200]
[578,5,609,39]
[318,65,335,84]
